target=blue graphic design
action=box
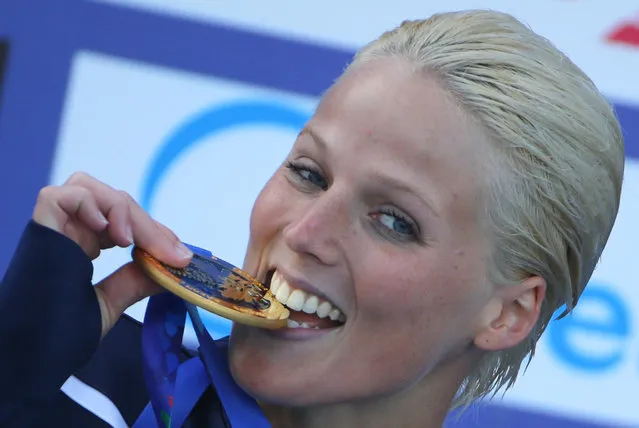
[548,283,631,372]
[140,100,309,336]
[141,100,310,211]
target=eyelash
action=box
[285,160,328,190]
[285,160,422,243]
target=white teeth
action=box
[287,319,320,329]
[316,301,332,319]
[302,295,319,314]
[270,273,282,295]
[269,270,345,324]
[287,319,301,328]
[286,289,306,311]
[328,308,341,321]
[275,280,291,303]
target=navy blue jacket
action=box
[0,221,230,427]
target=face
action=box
[229,57,495,406]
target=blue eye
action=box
[286,161,328,190]
[371,210,419,242]
[377,213,414,235]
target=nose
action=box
[282,193,346,266]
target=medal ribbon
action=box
[132,244,271,427]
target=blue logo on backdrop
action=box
[547,282,633,374]
[140,99,310,337]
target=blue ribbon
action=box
[133,245,271,427]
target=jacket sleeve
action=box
[0,220,103,424]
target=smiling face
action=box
[229,57,498,407]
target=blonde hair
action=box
[352,10,625,407]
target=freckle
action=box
[453,265,458,270]
[455,250,465,256]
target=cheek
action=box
[243,173,289,269]
[249,174,288,243]
[328,252,486,390]
[353,249,486,348]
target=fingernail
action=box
[97,213,109,227]
[125,225,134,245]
[175,242,193,259]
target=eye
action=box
[285,160,328,191]
[370,209,420,242]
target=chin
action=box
[227,348,312,406]
[227,324,350,407]
[226,319,428,408]
[227,329,304,406]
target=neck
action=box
[261,354,474,428]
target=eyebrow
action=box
[369,171,440,219]
[300,126,328,153]
[300,125,440,220]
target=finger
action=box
[152,219,192,261]
[96,190,132,249]
[154,220,187,248]
[66,173,132,247]
[127,196,192,267]
[97,227,117,251]
[35,185,127,254]
[104,190,134,248]
[94,262,165,338]
[66,222,102,260]
[34,185,109,234]
[67,173,192,266]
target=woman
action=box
[0,9,625,428]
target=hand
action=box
[32,172,193,337]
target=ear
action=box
[474,276,547,351]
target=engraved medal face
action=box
[132,245,288,328]
[160,253,272,311]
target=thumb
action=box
[94,262,165,338]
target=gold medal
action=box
[132,246,289,329]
